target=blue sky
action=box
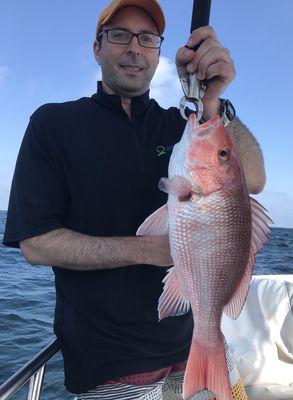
[0,0,292,227]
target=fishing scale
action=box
[180,0,212,121]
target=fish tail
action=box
[183,337,233,400]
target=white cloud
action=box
[0,65,10,83]
[150,56,182,109]
[253,190,293,229]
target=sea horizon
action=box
[0,209,292,230]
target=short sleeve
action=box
[3,112,68,248]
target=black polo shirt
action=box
[3,82,193,394]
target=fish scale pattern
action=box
[168,187,251,341]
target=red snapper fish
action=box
[137,114,271,400]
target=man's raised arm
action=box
[176,26,266,194]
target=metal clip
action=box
[179,73,206,121]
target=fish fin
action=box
[183,337,233,400]
[136,204,168,236]
[158,267,190,320]
[158,176,192,198]
[224,197,272,319]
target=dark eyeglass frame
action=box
[97,28,164,49]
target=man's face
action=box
[94,6,160,97]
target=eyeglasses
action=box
[97,28,164,49]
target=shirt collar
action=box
[91,81,151,119]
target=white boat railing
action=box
[0,339,60,400]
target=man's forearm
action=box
[20,228,172,270]
[227,117,266,194]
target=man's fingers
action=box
[176,47,195,77]
[186,26,217,49]
[205,61,236,82]
[176,47,194,66]
[185,38,217,72]
[177,39,233,79]
[195,47,233,79]
[175,25,236,100]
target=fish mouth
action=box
[193,125,215,140]
[191,115,222,140]
[183,160,215,195]
[190,181,203,195]
[186,159,211,171]
[181,162,204,194]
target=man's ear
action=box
[93,40,101,64]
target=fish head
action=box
[185,114,244,195]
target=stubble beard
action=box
[102,57,156,98]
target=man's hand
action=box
[141,234,173,267]
[176,26,236,119]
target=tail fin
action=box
[183,337,233,400]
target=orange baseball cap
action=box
[96,0,165,37]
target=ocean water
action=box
[0,209,292,400]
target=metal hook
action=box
[179,73,206,121]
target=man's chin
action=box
[116,78,148,97]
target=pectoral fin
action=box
[224,197,273,319]
[136,204,169,236]
[158,176,192,200]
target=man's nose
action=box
[126,36,141,54]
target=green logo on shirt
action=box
[156,145,173,157]
[156,146,167,156]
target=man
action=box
[3,0,265,399]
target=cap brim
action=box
[98,0,165,35]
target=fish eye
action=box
[218,148,230,162]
